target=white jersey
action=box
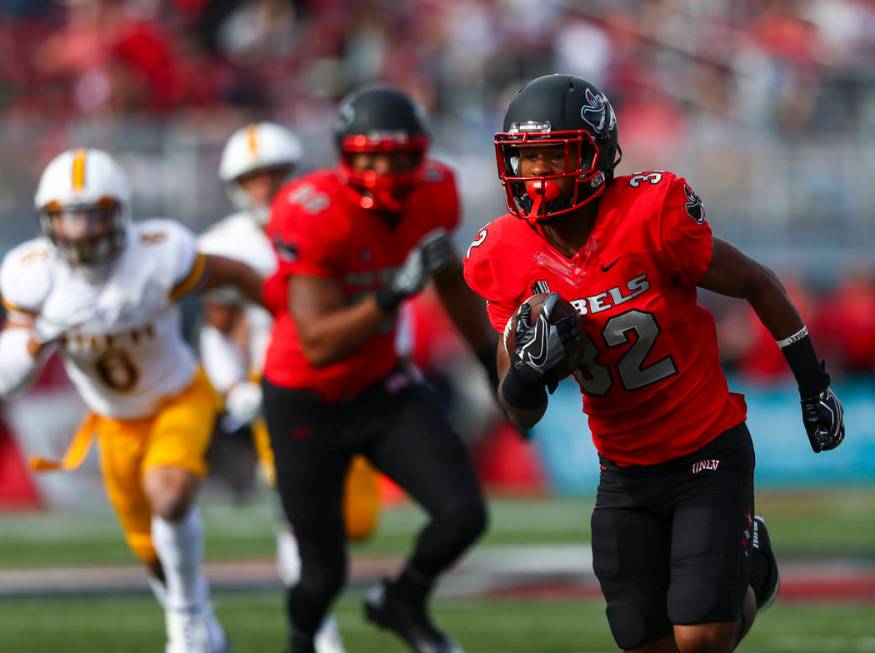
[0,219,203,419]
[198,211,276,372]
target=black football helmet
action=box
[334,86,429,212]
[495,74,621,223]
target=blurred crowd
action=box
[3,0,875,383]
[2,0,875,135]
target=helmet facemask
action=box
[40,198,126,267]
[495,123,606,224]
[230,164,295,225]
[496,76,622,223]
[339,133,428,213]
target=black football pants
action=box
[262,370,488,637]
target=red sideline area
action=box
[485,567,875,603]
[0,418,41,511]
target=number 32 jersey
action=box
[464,171,747,466]
[0,219,202,419]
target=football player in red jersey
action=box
[262,86,497,653]
[464,74,845,653]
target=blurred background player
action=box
[261,85,498,653]
[0,148,265,653]
[464,74,846,653]
[197,121,348,653]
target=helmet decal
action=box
[335,103,355,133]
[580,88,614,137]
[71,149,87,192]
[246,124,260,158]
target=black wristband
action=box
[375,286,403,313]
[781,334,830,398]
[501,364,547,410]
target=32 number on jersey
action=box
[573,309,677,395]
[628,171,664,187]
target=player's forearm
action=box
[201,255,265,307]
[497,351,547,429]
[746,273,805,342]
[699,239,827,395]
[296,295,391,368]
[0,328,48,396]
[498,384,547,429]
[699,238,804,340]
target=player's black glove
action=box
[509,293,581,394]
[376,229,454,312]
[801,384,845,453]
[780,330,846,454]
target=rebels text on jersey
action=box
[464,171,746,466]
[264,161,459,401]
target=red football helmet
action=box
[335,86,429,213]
[495,74,621,223]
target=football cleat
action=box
[276,526,302,588]
[751,516,780,611]
[165,608,231,653]
[363,579,463,653]
[314,616,346,653]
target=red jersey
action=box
[263,161,460,401]
[464,171,746,466]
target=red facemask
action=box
[495,128,606,223]
[339,134,428,213]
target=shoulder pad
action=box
[0,238,55,316]
[135,218,197,251]
[615,170,680,195]
[422,160,454,184]
[270,173,350,249]
[277,172,339,219]
[463,214,530,305]
[132,219,199,290]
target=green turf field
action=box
[0,592,873,653]
[2,489,874,567]
[0,490,873,652]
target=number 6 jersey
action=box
[464,171,746,466]
[0,219,203,419]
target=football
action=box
[502,292,584,382]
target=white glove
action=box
[225,380,263,425]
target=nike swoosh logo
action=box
[600,257,621,272]
[522,316,549,369]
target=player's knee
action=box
[674,624,736,653]
[153,494,193,521]
[605,603,673,651]
[436,499,488,547]
[297,560,346,605]
[144,467,199,521]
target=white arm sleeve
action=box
[0,328,49,397]
[199,324,247,395]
